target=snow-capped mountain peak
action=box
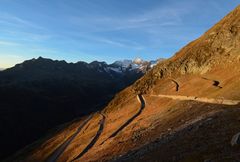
[133,58,143,64]
[108,58,164,74]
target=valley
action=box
[0,57,159,160]
[2,3,240,162]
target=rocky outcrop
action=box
[133,5,240,94]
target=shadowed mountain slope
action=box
[0,57,160,160]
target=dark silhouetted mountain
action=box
[0,56,162,160]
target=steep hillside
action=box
[134,5,240,94]
[5,5,240,162]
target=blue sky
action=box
[0,0,239,68]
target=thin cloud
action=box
[66,4,189,50]
[0,12,44,30]
[94,37,144,50]
[68,4,187,32]
[0,12,51,43]
[0,40,20,46]
[2,29,53,42]
[61,31,145,50]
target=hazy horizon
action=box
[0,0,239,68]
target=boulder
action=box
[231,132,240,146]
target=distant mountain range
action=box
[0,56,163,160]
[1,57,163,73]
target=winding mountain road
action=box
[151,94,240,105]
[46,114,93,162]
[171,79,179,91]
[101,94,146,145]
[71,113,106,161]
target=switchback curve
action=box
[171,79,180,91]
[71,113,106,161]
[202,77,222,88]
[101,94,145,145]
[46,114,93,162]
